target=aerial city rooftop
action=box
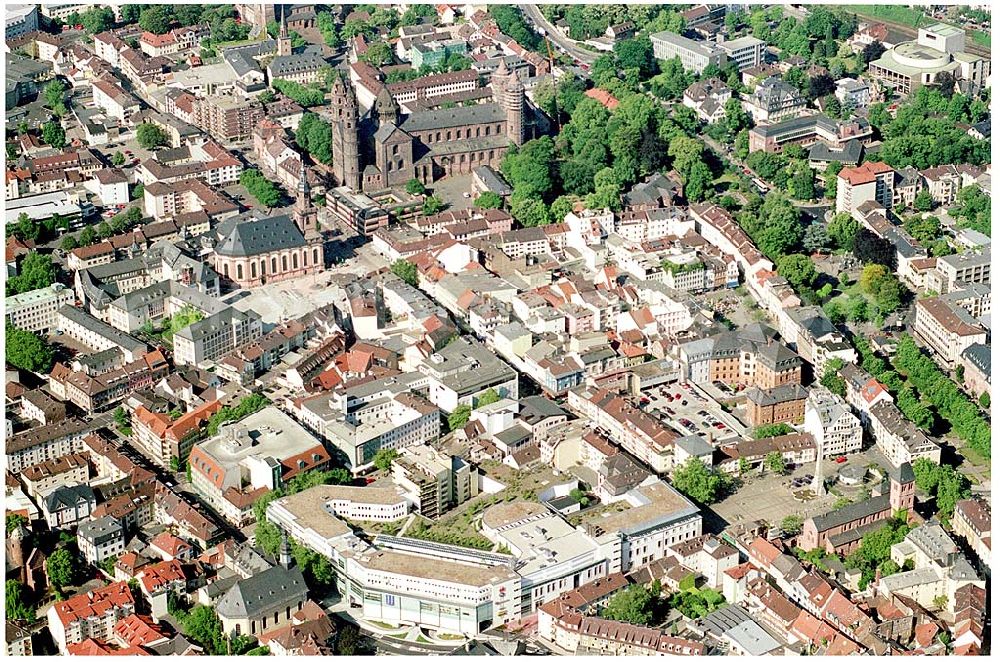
[3,2,992,657]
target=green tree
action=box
[5,325,55,373]
[737,457,751,476]
[476,388,501,408]
[239,169,282,208]
[6,252,56,296]
[601,584,657,625]
[979,392,990,409]
[182,605,225,654]
[372,449,398,472]
[335,622,360,655]
[361,41,394,67]
[670,457,731,504]
[42,121,66,149]
[473,192,503,209]
[79,226,96,246]
[112,151,126,167]
[448,405,472,431]
[777,254,818,290]
[765,451,786,474]
[390,259,418,287]
[113,406,129,428]
[78,7,115,34]
[136,123,169,150]
[295,112,332,164]
[827,212,860,250]
[913,189,934,212]
[47,547,75,591]
[139,6,173,34]
[754,423,794,439]
[820,367,847,398]
[6,514,27,533]
[43,80,68,116]
[405,179,426,196]
[422,195,445,216]
[780,515,803,536]
[5,580,35,623]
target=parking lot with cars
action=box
[641,381,748,440]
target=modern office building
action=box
[719,36,766,71]
[650,31,726,74]
[6,284,76,334]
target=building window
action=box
[292,253,298,269]
[271,257,277,273]
[282,255,288,271]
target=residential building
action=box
[131,399,224,469]
[173,307,263,367]
[834,77,872,109]
[6,283,75,333]
[650,31,726,74]
[294,376,441,471]
[803,388,863,457]
[6,418,90,474]
[869,401,941,467]
[929,250,990,294]
[716,433,818,475]
[744,383,808,426]
[77,516,126,565]
[952,499,990,572]
[914,295,988,365]
[419,337,519,412]
[41,484,96,528]
[47,582,136,653]
[682,78,732,123]
[192,94,264,143]
[836,161,895,214]
[743,76,807,123]
[391,444,476,519]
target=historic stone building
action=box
[330,60,532,194]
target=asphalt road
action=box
[518,4,599,65]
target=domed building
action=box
[329,60,539,194]
[868,23,989,95]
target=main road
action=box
[517,4,599,65]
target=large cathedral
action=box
[329,61,534,193]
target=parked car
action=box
[835,456,848,464]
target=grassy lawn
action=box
[851,5,930,28]
[970,31,990,48]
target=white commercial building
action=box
[6,283,75,333]
[650,31,726,74]
[869,401,941,468]
[719,36,765,71]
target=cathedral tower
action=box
[277,6,292,56]
[375,85,399,127]
[330,74,361,191]
[491,59,526,146]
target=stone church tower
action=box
[491,59,526,146]
[330,75,361,191]
[276,7,291,56]
[293,160,316,234]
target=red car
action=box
[835,456,848,464]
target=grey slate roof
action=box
[215,214,306,258]
[269,53,328,77]
[44,484,96,512]
[960,342,990,379]
[808,138,863,165]
[216,566,307,620]
[811,494,890,534]
[399,103,506,133]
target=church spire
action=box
[277,6,292,56]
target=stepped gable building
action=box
[330,60,533,194]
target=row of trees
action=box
[271,79,327,108]
[894,335,990,458]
